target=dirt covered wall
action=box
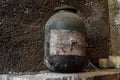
[108,0,120,56]
[0,0,110,73]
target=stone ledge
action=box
[0,69,119,80]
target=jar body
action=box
[44,10,88,73]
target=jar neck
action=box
[54,6,77,13]
[54,9,77,13]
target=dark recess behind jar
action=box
[0,0,109,73]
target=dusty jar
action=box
[44,6,88,73]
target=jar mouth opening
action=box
[54,6,77,13]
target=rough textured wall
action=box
[0,0,46,73]
[84,0,110,66]
[0,0,109,73]
[108,0,120,56]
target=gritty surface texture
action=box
[0,69,119,80]
[108,0,120,56]
[0,0,110,73]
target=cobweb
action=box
[84,1,109,40]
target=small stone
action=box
[99,58,111,68]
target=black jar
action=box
[44,6,88,73]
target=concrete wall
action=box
[108,0,120,56]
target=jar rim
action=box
[54,6,77,13]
